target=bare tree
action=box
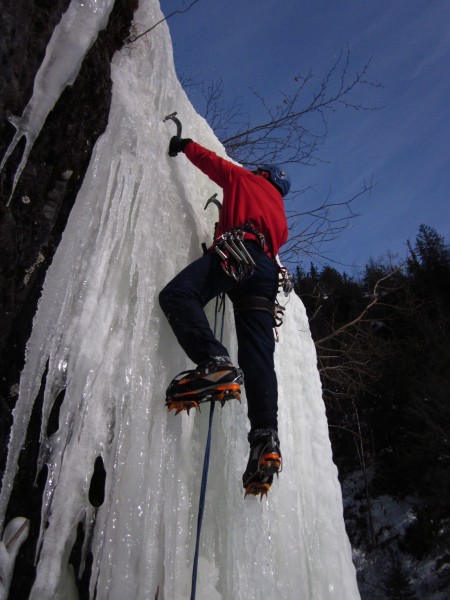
[202,79,246,142]
[202,48,382,168]
[126,0,201,45]
[301,265,415,547]
[314,268,407,401]
[191,48,382,263]
[281,179,374,263]
[297,260,414,416]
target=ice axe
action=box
[164,112,183,156]
[201,193,222,255]
[204,193,222,214]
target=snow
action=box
[0,1,360,598]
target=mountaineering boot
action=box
[243,429,282,499]
[166,356,243,414]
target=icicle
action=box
[0,0,115,205]
[0,517,30,600]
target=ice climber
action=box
[159,134,291,497]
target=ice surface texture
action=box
[0,1,360,598]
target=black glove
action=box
[168,136,192,157]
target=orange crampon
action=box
[244,480,272,500]
[259,452,282,472]
[166,384,241,414]
[165,361,243,414]
[242,430,282,499]
[166,399,200,415]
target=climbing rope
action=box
[190,293,226,600]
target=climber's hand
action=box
[168,136,192,157]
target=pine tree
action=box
[407,224,450,300]
[384,554,418,600]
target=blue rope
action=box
[190,293,226,600]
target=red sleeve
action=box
[184,142,248,189]
[184,141,289,256]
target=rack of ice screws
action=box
[213,229,256,281]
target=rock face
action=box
[0,1,137,596]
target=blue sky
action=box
[165,0,450,274]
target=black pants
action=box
[159,242,279,431]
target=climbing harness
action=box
[231,263,294,330]
[212,219,294,325]
[190,293,226,600]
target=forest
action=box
[295,224,450,596]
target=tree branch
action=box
[127,0,201,45]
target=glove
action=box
[168,136,192,157]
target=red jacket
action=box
[184,142,288,257]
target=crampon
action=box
[243,430,282,499]
[244,477,272,499]
[243,459,281,499]
[165,362,243,415]
[166,385,241,414]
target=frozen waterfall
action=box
[0,1,360,598]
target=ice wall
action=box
[0,1,360,598]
